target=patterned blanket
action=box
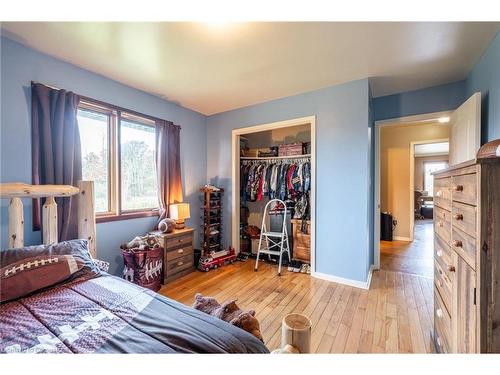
[0,274,269,354]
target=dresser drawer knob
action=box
[447,265,456,272]
[178,248,184,254]
[177,261,184,266]
[437,249,443,257]
[436,308,443,318]
[453,185,464,192]
[453,214,463,221]
[436,190,442,197]
[452,240,462,248]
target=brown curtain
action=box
[31,82,82,240]
[155,120,183,223]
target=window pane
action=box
[77,109,109,213]
[424,162,448,196]
[120,119,158,210]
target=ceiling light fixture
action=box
[438,116,450,123]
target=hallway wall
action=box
[380,122,450,239]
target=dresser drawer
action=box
[434,287,452,353]
[451,173,477,206]
[165,234,193,250]
[165,253,193,275]
[434,234,452,268]
[434,206,451,244]
[434,177,451,210]
[166,245,193,262]
[434,256,454,313]
[451,226,477,270]
[451,201,477,238]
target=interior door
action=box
[449,93,481,166]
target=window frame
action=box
[78,98,160,223]
[423,160,448,197]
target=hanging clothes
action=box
[240,157,311,209]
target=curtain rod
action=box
[31,81,181,129]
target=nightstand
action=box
[149,227,195,284]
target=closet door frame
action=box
[231,115,316,274]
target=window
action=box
[77,100,159,221]
[424,161,448,196]
[120,117,157,211]
[78,107,111,214]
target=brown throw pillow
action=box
[1,239,100,303]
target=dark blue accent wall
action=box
[373,81,466,122]
[466,32,500,142]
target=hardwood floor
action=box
[160,260,434,353]
[381,220,434,278]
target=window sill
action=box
[96,210,159,223]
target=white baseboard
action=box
[393,236,411,242]
[312,265,375,290]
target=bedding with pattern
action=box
[0,240,269,354]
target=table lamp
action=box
[169,203,190,229]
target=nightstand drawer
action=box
[165,234,193,250]
[165,254,193,275]
[166,245,193,262]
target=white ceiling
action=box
[2,22,499,115]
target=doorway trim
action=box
[373,110,452,269]
[231,116,316,274]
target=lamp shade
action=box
[169,203,190,220]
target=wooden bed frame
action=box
[0,181,96,257]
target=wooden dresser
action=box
[432,157,500,353]
[151,228,195,284]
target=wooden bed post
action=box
[42,196,58,245]
[8,197,24,248]
[77,180,97,258]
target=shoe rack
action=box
[200,186,224,254]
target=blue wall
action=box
[207,79,372,283]
[466,32,500,142]
[0,36,207,276]
[373,80,466,122]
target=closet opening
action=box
[231,116,316,276]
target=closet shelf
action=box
[240,154,311,160]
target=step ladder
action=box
[254,199,291,276]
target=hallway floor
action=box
[380,220,433,278]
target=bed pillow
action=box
[0,239,100,303]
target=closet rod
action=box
[240,154,311,160]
